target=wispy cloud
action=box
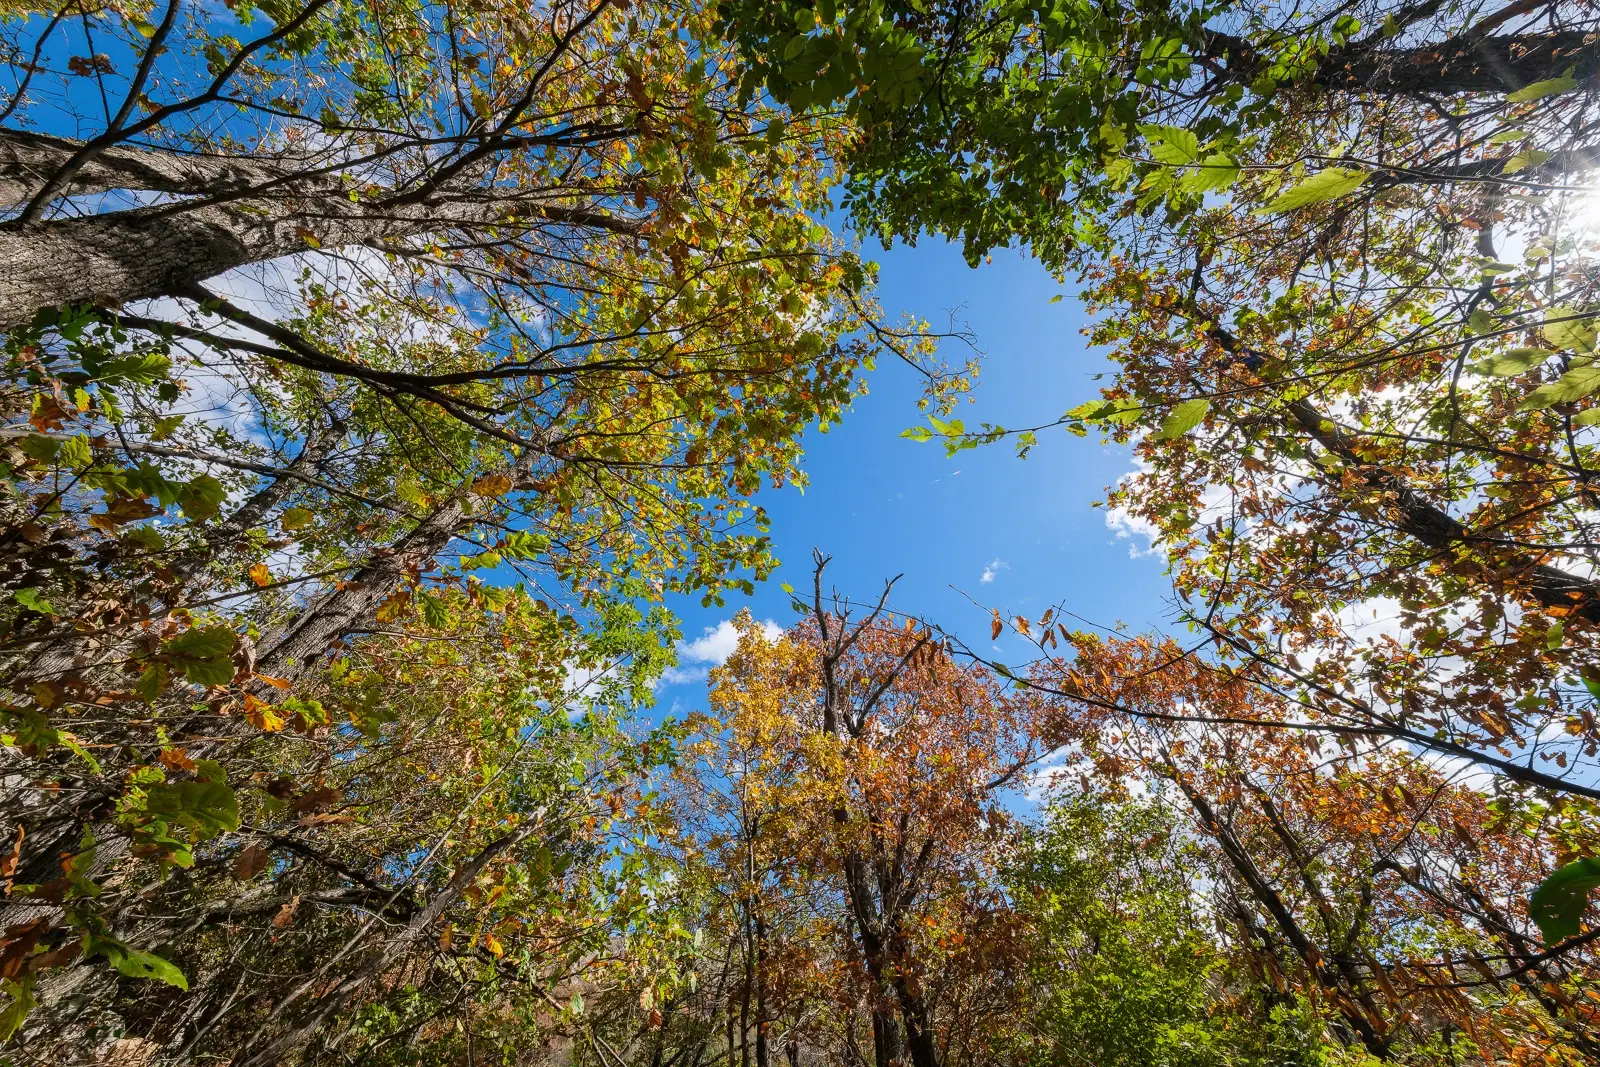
[979,558,1008,584]
[660,617,783,687]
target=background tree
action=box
[1025,630,1600,1065]
[1006,793,1326,1067]
[639,571,1036,1067]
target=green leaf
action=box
[1519,366,1600,409]
[1178,153,1239,194]
[1547,619,1565,650]
[899,426,934,442]
[1476,348,1552,376]
[1572,408,1600,426]
[1152,398,1210,440]
[1529,857,1600,943]
[177,474,226,522]
[1257,167,1368,214]
[420,593,451,629]
[97,352,171,386]
[18,435,61,463]
[0,978,37,1041]
[142,780,240,839]
[58,434,92,468]
[499,530,548,560]
[1545,306,1596,354]
[111,947,189,990]
[1487,129,1529,144]
[1467,308,1495,336]
[13,587,54,614]
[281,507,314,531]
[1049,294,1063,304]
[1141,124,1199,165]
[1506,73,1578,103]
[149,415,184,441]
[1502,149,1554,175]
[162,626,237,686]
[1067,399,1144,426]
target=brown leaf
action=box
[0,824,23,887]
[990,611,1002,641]
[29,879,69,905]
[272,895,300,928]
[0,919,50,979]
[158,747,197,772]
[296,812,355,827]
[29,396,69,432]
[28,938,81,972]
[291,786,341,814]
[232,845,272,880]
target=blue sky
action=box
[654,238,1178,708]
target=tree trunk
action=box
[0,129,286,211]
[0,197,410,331]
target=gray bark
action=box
[0,129,288,210]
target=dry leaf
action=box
[297,812,354,827]
[232,845,272,880]
[27,938,81,972]
[158,747,197,772]
[0,824,23,888]
[272,895,300,928]
[291,786,341,814]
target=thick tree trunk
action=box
[0,198,413,331]
[0,129,286,210]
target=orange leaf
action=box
[158,747,197,772]
[248,562,272,587]
[272,895,299,928]
[242,693,286,732]
[990,611,1002,641]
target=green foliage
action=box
[1530,857,1600,944]
[1007,796,1329,1067]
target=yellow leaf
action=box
[485,933,504,958]
[248,562,272,587]
[472,472,513,498]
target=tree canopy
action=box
[4,0,1600,1064]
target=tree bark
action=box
[0,196,419,331]
[0,129,288,210]
[1201,30,1600,96]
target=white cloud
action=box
[659,617,782,687]
[980,558,1008,583]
